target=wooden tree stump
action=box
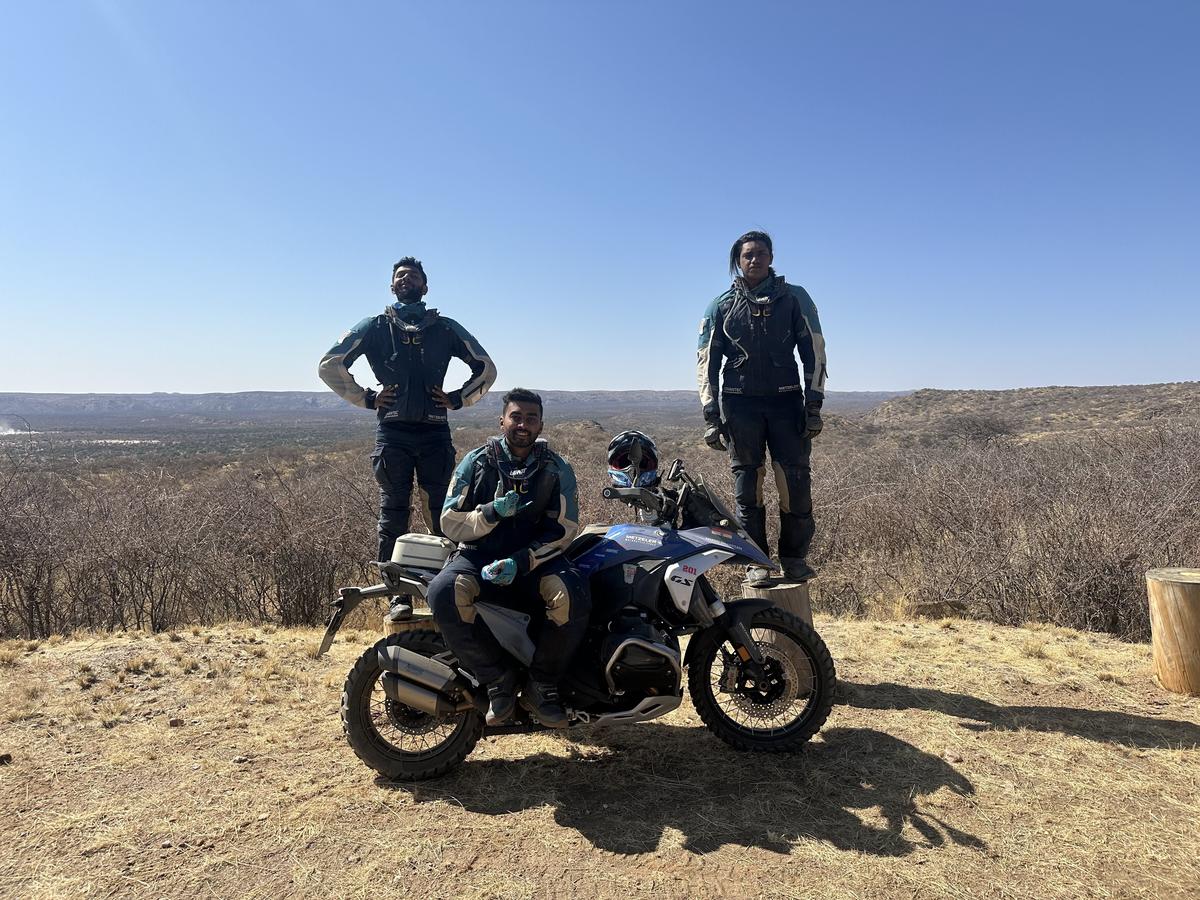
[742,581,814,690]
[741,580,812,626]
[1147,568,1200,696]
[384,609,439,637]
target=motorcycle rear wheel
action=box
[341,629,483,781]
[688,606,835,752]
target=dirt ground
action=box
[2,617,1198,899]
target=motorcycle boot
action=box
[520,679,568,729]
[744,565,773,588]
[383,596,413,624]
[781,558,817,583]
[485,670,519,726]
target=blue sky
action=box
[1,1,1196,394]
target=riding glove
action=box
[482,558,517,585]
[704,423,728,452]
[491,489,529,518]
[804,407,823,441]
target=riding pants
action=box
[722,393,815,566]
[426,551,591,685]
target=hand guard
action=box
[491,489,527,518]
[482,558,517,586]
[704,423,728,452]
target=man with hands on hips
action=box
[318,256,496,622]
[426,389,590,729]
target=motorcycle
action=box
[318,456,835,781]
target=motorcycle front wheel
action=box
[688,606,835,752]
[341,629,483,781]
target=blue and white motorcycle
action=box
[326,457,836,780]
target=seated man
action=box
[427,388,589,729]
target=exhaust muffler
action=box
[378,644,477,716]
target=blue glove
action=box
[492,489,529,518]
[482,558,517,586]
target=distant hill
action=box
[0,389,909,427]
[868,382,1200,436]
[5,384,1198,438]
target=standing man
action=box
[427,389,589,729]
[319,256,496,620]
[696,231,827,586]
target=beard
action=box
[505,427,536,448]
[393,286,423,303]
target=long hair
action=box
[728,230,773,278]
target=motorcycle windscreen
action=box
[695,478,741,527]
[678,526,772,567]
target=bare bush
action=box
[2,423,1197,641]
[808,425,1200,639]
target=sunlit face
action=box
[391,266,427,302]
[500,401,543,450]
[737,240,773,285]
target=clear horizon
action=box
[4,377,1199,399]
[2,3,1197,395]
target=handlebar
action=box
[601,485,662,508]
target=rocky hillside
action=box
[867,381,1200,437]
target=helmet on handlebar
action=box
[606,430,660,488]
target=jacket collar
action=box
[487,436,549,482]
[733,270,786,302]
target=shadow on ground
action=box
[382,724,985,857]
[841,681,1200,749]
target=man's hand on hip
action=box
[431,386,461,410]
[374,385,398,410]
[482,558,517,585]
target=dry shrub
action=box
[1,422,1196,642]
[808,425,1200,639]
[0,453,376,638]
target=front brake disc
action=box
[726,644,802,719]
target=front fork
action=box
[695,582,768,671]
[724,618,767,671]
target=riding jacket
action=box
[696,272,827,426]
[441,437,581,575]
[319,301,496,428]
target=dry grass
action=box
[0,621,1197,899]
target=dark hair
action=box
[391,256,427,285]
[502,388,543,417]
[728,230,773,277]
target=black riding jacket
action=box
[319,301,496,429]
[696,272,827,425]
[440,438,581,575]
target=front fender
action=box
[683,598,777,666]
